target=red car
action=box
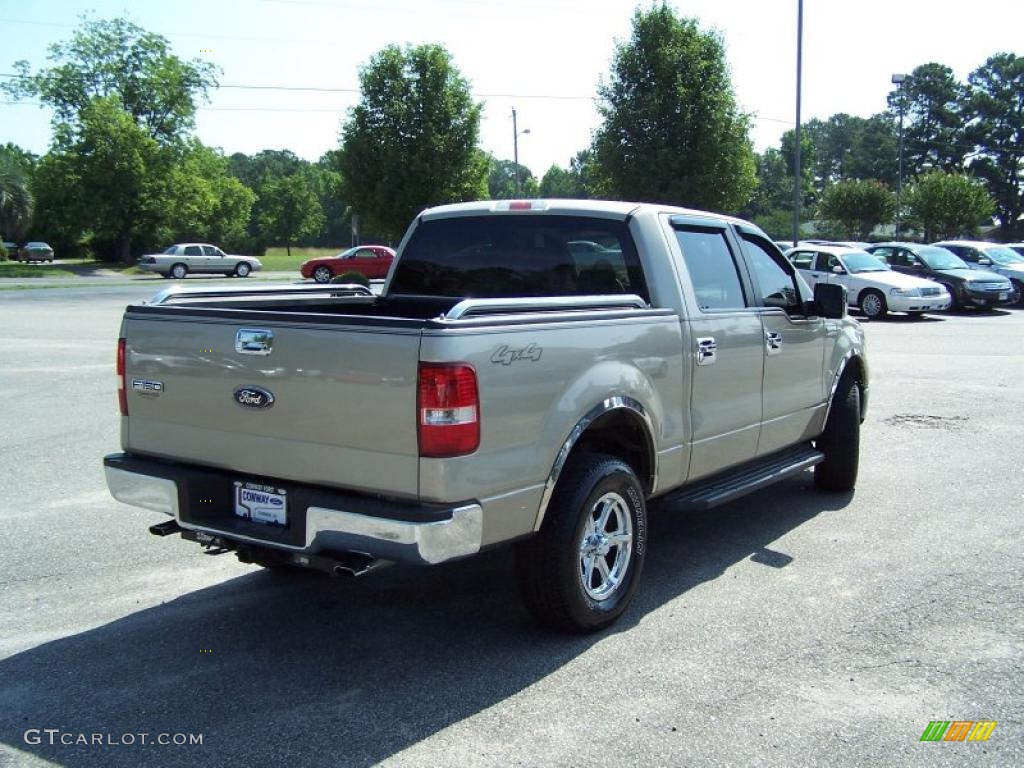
[300,245,396,283]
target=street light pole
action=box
[792,0,803,245]
[512,107,521,196]
[891,73,907,239]
[511,107,531,197]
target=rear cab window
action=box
[389,215,649,300]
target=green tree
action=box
[887,63,968,176]
[539,165,577,198]
[2,17,219,261]
[590,4,755,212]
[311,153,351,247]
[965,53,1024,233]
[337,44,488,240]
[162,144,255,251]
[786,113,896,193]
[258,173,324,255]
[4,17,217,145]
[904,172,995,241]
[817,179,895,240]
[0,148,35,241]
[487,156,538,198]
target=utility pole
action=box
[892,73,907,239]
[792,0,804,245]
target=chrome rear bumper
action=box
[104,454,482,565]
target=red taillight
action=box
[417,364,479,458]
[117,338,128,415]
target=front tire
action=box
[1010,280,1023,306]
[858,289,887,320]
[939,283,958,311]
[170,263,188,280]
[515,453,647,633]
[313,266,333,284]
[815,374,860,492]
[234,262,251,277]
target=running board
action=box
[659,443,824,512]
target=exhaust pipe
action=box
[330,553,385,577]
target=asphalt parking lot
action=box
[0,287,1021,767]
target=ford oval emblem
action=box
[234,386,275,409]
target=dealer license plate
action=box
[234,481,287,526]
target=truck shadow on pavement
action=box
[0,475,852,768]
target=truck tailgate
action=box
[121,311,422,499]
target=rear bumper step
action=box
[659,443,824,512]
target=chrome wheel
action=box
[235,262,251,277]
[313,266,333,283]
[170,263,187,279]
[859,290,885,319]
[578,491,633,601]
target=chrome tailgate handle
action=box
[696,337,717,366]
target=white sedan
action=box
[786,244,950,319]
[137,243,263,279]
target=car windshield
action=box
[161,246,178,254]
[984,246,1024,266]
[840,252,889,273]
[917,246,968,270]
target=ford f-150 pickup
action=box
[105,200,867,632]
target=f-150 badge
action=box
[491,343,543,366]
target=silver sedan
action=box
[137,243,262,279]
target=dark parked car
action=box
[866,243,1013,310]
[17,242,55,263]
[931,240,1024,305]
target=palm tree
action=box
[0,157,34,241]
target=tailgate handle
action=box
[235,329,274,356]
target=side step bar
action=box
[659,443,824,512]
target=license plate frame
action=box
[234,481,287,526]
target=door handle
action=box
[765,331,783,355]
[696,337,717,366]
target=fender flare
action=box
[532,396,657,532]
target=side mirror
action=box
[813,282,847,319]
[832,265,845,274]
[978,258,992,266]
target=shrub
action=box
[332,270,370,287]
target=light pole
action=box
[891,73,907,239]
[512,107,531,197]
[792,0,804,245]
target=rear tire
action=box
[170,263,188,279]
[815,374,860,492]
[515,453,647,633]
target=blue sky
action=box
[1,0,1021,176]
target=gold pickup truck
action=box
[105,200,867,632]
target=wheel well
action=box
[569,409,654,495]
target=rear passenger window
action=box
[674,229,747,310]
[184,246,202,256]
